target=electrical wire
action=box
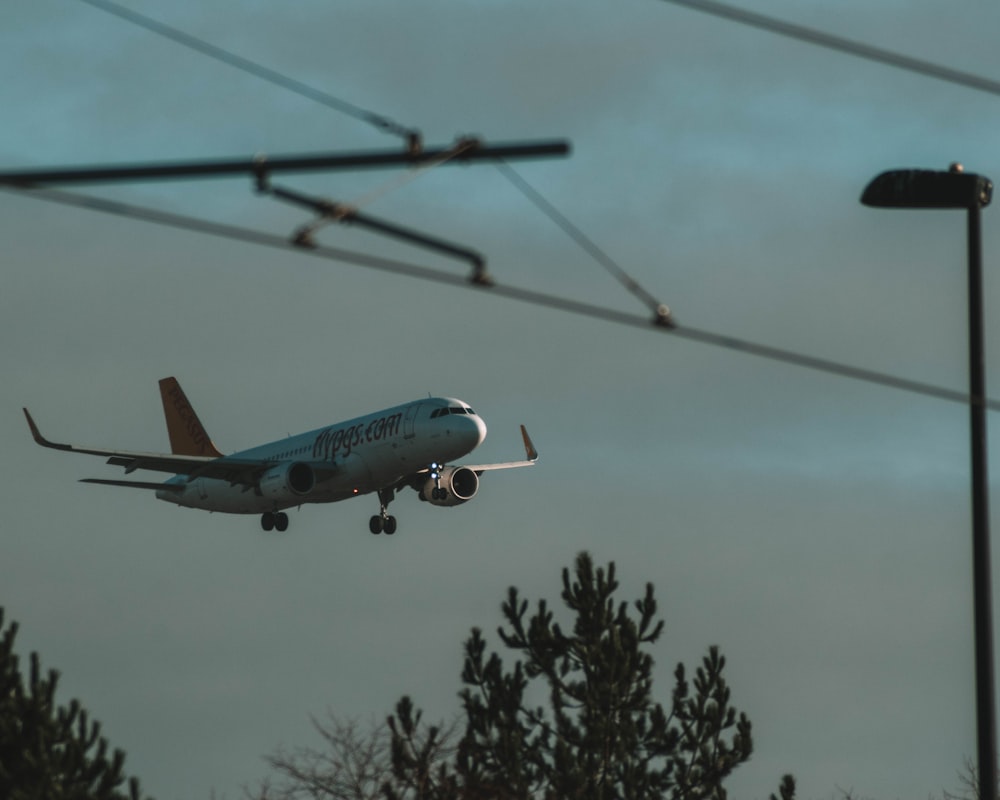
[75,0,421,145]
[495,161,672,325]
[8,184,997,413]
[72,0,674,322]
[658,0,1000,98]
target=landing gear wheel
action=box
[275,512,289,532]
[261,512,275,532]
[370,487,398,536]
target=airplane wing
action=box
[463,425,539,472]
[22,408,311,488]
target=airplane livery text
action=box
[311,412,403,460]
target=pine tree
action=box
[386,552,794,800]
[0,607,150,800]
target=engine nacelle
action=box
[258,461,315,500]
[419,466,479,506]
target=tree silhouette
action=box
[253,710,457,800]
[0,607,150,800]
[384,552,794,800]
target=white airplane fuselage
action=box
[156,397,486,514]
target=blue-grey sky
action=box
[5,1,1000,798]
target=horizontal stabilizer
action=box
[80,478,183,492]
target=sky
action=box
[4,1,1000,798]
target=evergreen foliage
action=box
[384,552,794,800]
[0,607,150,800]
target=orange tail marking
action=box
[158,377,223,457]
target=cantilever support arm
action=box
[261,181,492,285]
[0,140,570,186]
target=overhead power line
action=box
[0,141,570,187]
[74,0,672,321]
[0,140,568,286]
[9,183,997,413]
[84,0,1000,330]
[495,162,673,326]
[659,0,1000,97]
[76,0,423,147]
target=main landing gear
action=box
[261,511,289,532]
[369,487,397,535]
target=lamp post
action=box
[862,165,995,800]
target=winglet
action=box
[520,425,538,461]
[23,408,70,451]
[158,377,224,458]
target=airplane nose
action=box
[474,415,487,446]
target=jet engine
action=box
[258,462,315,499]
[419,466,479,506]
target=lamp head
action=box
[861,168,992,209]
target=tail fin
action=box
[158,377,223,457]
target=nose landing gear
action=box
[429,463,446,500]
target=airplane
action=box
[23,377,537,535]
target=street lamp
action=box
[862,165,995,800]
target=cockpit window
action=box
[431,405,476,418]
